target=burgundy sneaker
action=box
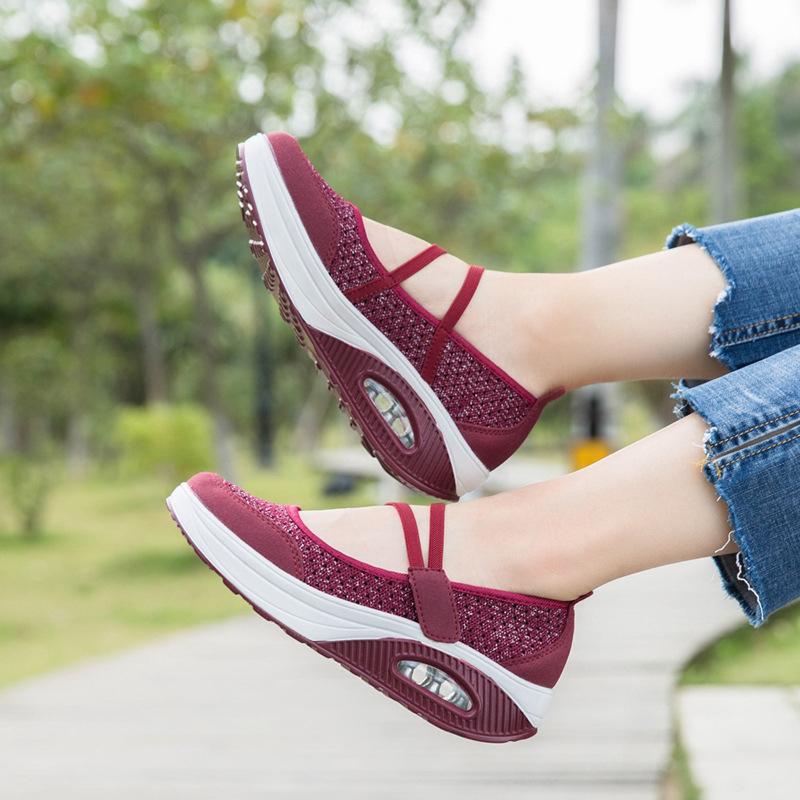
[168,473,580,743]
[235,133,563,500]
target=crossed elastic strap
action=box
[387,502,461,643]
[345,244,484,385]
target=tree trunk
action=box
[66,303,92,475]
[186,256,236,480]
[574,0,622,454]
[253,267,274,466]
[711,0,739,223]
[0,382,15,454]
[582,0,621,270]
[134,278,169,405]
[66,415,90,474]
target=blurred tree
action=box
[711,0,740,222]
[3,0,797,483]
[573,0,622,466]
[1,0,588,476]
[0,334,70,536]
[582,0,622,270]
[740,64,800,217]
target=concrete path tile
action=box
[679,686,800,800]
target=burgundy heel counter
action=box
[457,387,564,471]
[457,417,536,472]
[503,604,575,689]
[266,132,338,268]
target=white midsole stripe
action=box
[242,133,489,497]
[168,483,552,727]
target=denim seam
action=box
[714,429,800,471]
[718,310,800,334]
[717,318,800,347]
[674,380,767,625]
[713,407,800,447]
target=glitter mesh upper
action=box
[354,289,435,372]
[226,481,569,665]
[321,190,380,292]
[298,151,534,429]
[431,340,532,426]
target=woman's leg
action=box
[302,210,800,621]
[369,220,727,396]
[368,208,800,395]
[303,412,734,602]
[305,342,800,625]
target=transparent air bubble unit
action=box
[396,660,473,711]
[363,378,415,449]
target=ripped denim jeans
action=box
[668,209,800,626]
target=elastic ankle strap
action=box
[344,244,446,304]
[343,240,485,387]
[419,264,484,383]
[387,502,460,643]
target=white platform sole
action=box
[167,482,552,728]
[241,133,489,497]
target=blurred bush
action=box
[0,333,72,537]
[1,453,55,538]
[114,404,214,486]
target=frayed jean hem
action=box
[666,223,738,372]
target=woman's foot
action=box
[168,473,581,743]
[299,501,583,602]
[236,132,564,500]
[361,217,566,399]
[307,413,738,605]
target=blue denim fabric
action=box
[668,211,800,625]
[674,350,800,625]
[668,209,800,370]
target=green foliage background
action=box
[3,0,799,488]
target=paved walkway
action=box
[0,559,739,799]
[679,686,800,800]
[314,448,566,502]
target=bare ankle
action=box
[451,270,574,398]
[362,216,575,399]
[446,492,594,601]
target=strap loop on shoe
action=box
[387,501,424,569]
[387,502,460,643]
[428,502,446,571]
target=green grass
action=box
[0,456,374,690]
[681,603,800,686]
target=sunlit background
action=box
[1,1,799,793]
